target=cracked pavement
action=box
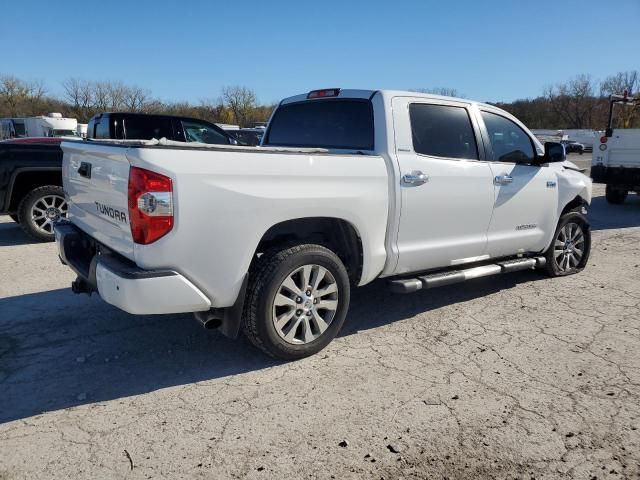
[1,157,639,479]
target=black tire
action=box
[242,244,351,360]
[543,211,591,277]
[605,184,627,205]
[9,214,19,223]
[17,185,67,242]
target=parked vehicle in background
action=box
[0,119,16,140]
[0,138,69,240]
[7,114,80,138]
[591,92,640,204]
[561,140,585,154]
[226,128,265,146]
[77,123,88,138]
[86,113,237,145]
[55,88,592,360]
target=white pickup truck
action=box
[55,89,592,359]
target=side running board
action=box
[388,257,546,294]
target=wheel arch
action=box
[543,195,590,252]
[7,168,62,212]
[560,195,589,216]
[253,217,364,286]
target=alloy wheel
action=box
[31,194,67,235]
[271,264,339,345]
[554,222,585,272]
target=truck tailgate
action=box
[61,141,135,259]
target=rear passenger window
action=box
[123,117,173,140]
[481,111,535,163]
[409,104,478,160]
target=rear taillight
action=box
[600,136,608,143]
[128,167,173,244]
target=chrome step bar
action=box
[388,257,546,294]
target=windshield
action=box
[182,120,230,144]
[265,99,374,150]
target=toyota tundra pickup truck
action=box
[54,89,592,359]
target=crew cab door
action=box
[477,109,558,257]
[392,97,495,274]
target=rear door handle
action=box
[78,162,92,179]
[494,174,513,185]
[402,170,429,186]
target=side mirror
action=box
[541,141,566,163]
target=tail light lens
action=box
[600,136,608,143]
[128,167,173,244]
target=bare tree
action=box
[0,75,30,116]
[123,86,151,112]
[222,86,257,127]
[544,74,598,129]
[600,70,639,96]
[62,78,94,120]
[414,87,462,98]
[600,71,639,128]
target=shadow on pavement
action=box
[588,193,640,231]
[0,269,545,423]
[0,220,43,247]
[342,269,544,337]
[0,289,281,423]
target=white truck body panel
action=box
[593,129,640,168]
[61,141,389,307]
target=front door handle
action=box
[494,174,513,185]
[402,170,429,186]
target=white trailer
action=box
[14,113,79,138]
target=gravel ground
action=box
[1,155,639,479]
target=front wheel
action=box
[242,244,351,360]
[543,212,591,277]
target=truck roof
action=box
[280,89,486,107]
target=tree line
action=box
[1,71,638,129]
[0,76,275,127]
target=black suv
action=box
[87,113,237,145]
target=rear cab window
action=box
[409,103,478,159]
[264,99,374,150]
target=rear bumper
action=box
[591,165,640,186]
[54,221,211,314]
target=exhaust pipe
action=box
[193,310,223,330]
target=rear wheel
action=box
[544,212,590,277]
[605,184,627,204]
[17,185,68,241]
[242,244,350,360]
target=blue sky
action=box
[2,0,639,105]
